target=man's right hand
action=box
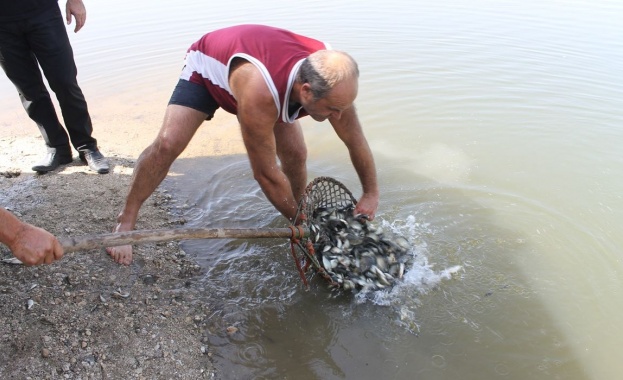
[11,224,64,266]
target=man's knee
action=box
[153,136,186,159]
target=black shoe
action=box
[32,151,73,173]
[79,148,110,174]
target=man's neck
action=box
[289,81,302,104]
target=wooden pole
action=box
[59,226,309,253]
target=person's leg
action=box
[107,105,208,264]
[274,120,308,202]
[108,78,218,265]
[0,16,71,154]
[122,105,208,223]
[28,6,97,151]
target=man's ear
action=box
[301,83,314,102]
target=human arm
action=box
[65,0,87,33]
[240,120,301,221]
[231,63,301,222]
[329,106,379,220]
[0,207,63,265]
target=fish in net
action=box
[291,177,414,292]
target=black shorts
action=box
[168,79,220,120]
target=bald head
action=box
[297,50,359,100]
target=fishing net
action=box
[289,177,412,292]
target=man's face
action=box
[302,79,358,122]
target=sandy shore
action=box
[0,93,243,379]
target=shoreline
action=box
[0,99,243,379]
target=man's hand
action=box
[66,0,87,33]
[10,224,64,266]
[354,192,379,221]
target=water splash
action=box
[353,214,464,332]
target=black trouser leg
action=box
[31,7,97,151]
[0,13,70,153]
[0,6,97,152]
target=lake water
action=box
[1,0,622,379]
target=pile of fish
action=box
[308,205,413,292]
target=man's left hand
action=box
[66,0,87,33]
[354,193,379,221]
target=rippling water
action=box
[2,0,622,378]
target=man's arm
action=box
[230,63,300,222]
[0,207,63,265]
[329,106,379,219]
[240,119,301,221]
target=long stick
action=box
[59,226,309,253]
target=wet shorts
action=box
[168,79,219,120]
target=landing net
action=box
[289,177,412,292]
